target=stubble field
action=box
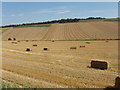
[2,40,119,88]
[2,21,118,40]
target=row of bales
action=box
[70,46,86,49]
[24,41,110,71]
[10,39,111,71]
[69,41,89,50]
[8,38,16,41]
[26,47,48,51]
[26,45,86,51]
[25,40,88,51]
[26,44,48,51]
[8,38,109,43]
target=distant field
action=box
[1,28,10,34]
[79,19,104,22]
[79,18,119,22]
[14,24,51,28]
[104,18,119,22]
[2,21,118,40]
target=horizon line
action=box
[1,17,118,27]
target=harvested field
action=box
[2,40,119,88]
[2,21,118,40]
[1,21,119,88]
[2,27,49,40]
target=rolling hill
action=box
[2,21,118,40]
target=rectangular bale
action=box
[33,44,37,46]
[91,60,108,70]
[115,77,120,88]
[70,47,77,49]
[86,42,90,44]
[52,40,55,42]
[105,41,109,42]
[11,42,17,44]
[80,46,85,48]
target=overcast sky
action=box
[2,2,118,25]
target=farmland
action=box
[2,21,118,40]
[2,40,118,88]
[1,21,119,88]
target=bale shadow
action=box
[104,86,119,90]
[87,66,107,70]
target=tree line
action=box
[1,17,105,28]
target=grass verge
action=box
[0,81,21,88]
[14,24,51,28]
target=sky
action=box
[2,2,118,26]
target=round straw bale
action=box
[25,48,31,51]
[43,48,48,51]
[8,38,12,41]
[13,38,16,40]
